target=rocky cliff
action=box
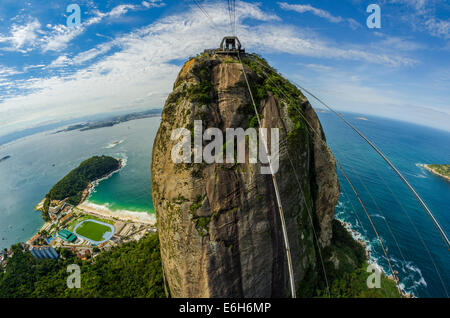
[151,52,340,297]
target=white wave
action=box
[412,163,429,178]
[395,261,427,296]
[115,152,128,168]
[370,213,386,220]
[367,259,384,273]
[336,186,424,297]
[104,139,125,149]
[337,205,410,292]
[336,218,366,244]
[405,263,427,287]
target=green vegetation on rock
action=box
[189,195,210,236]
[315,260,402,298]
[310,220,402,298]
[193,216,211,235]
[187,62,213,105]
[151,52,403,298]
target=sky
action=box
[0,0,449,137]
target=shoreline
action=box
[336,218,411,298]
[74,157,156,225]
[34,157,125,212]
[76,201,156,225]
[80,156,125,202]
[422,164,450,181]
[33,156,156,230]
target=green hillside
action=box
[42,155,120,220]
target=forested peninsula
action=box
[40,156,121,220]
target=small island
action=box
[424,164,450,181]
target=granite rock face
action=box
[151,53,339,297]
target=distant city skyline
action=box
[0,0,449,136]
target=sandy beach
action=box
[77,201,156,225]
[74,156,156,225]
[33,156,157,226]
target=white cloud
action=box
[372,32,424,51]
[390,0,450,39]
[109,4,138,18]
[279,2,342,23]
[41,5,130,52]
[142,1,166,9]
[236,1,280,22]
[278,2,361,29]
[0,3,149,53]
[42,24,85,52]
[48,41,116,68]
[0,66,22,77]
[72,42,115,64]
[0,1,425,136]
[391,0,428,13]
[425,18,450,39]
[241,24,416,66]
[48,55,72,68]
[300,63,333,72]
[0,18,42,52]
[23,64,46,72]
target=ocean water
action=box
[317,111,450,298]
[0,111,448,297]
[0,117,161,251]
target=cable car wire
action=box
[237,52,297,298]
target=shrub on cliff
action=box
[314,220,402,298]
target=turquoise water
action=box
[0,116,161,251]
[317,112,450,298]
[0,111,448,297]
